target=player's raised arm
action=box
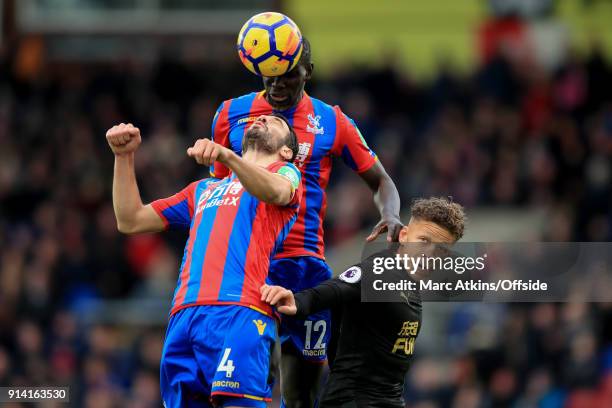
[333,109,402,242]
[188,114,300,206]
[223,150,298,206]
[361,162,402,242]
[106,123,165,234]
[187,138,295,205]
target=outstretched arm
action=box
[187,138,296,206]
[107,123,165,234]
[359,161,403,242]
[261,277,360,319]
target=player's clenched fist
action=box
[187,138,232,166]
[260,284,297,315]
[106,123,141,156]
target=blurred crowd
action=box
[0,31,611,406]
[406,302,612,408]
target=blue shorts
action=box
[160,305,277,408]
[268,257,332,363]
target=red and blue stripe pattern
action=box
[211,92,378,260]
[151,162,301,316]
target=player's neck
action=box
[292,89,305,108]
[242,150,280,168]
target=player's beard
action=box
[242,126,278,155]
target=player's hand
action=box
[366,215,403,242]
[106,123,142,156]
[260,284,297,315]
[187,139,232,166]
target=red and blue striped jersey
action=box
[211,92,377,259]
[151,161,302,316]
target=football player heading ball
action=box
[217,12,403,408]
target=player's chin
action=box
[269,94,289,104]
[268,95,292,108]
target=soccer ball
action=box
[237,12,303,77]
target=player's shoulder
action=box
[339,248,395,284]
[307,94,341,116]
[220,91,261,106]
[268,161,301,189]
[268,160,300,175]
[309,97,355,131]
[306,94,345,114]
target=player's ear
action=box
[398,225,409,243]
[305,62,314,81]
[279,146,293,161]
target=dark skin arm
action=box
[359,160,403,242]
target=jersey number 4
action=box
[304,320,326,350]
[217,348,235,378]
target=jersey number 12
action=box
[304,320,326,350]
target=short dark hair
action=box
[270,112,298,162]
[410,197,466,241]
[298,37,312,66]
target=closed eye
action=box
[270,116,284,126]
[270,116,289,132]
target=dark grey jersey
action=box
[293,251,422,408]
